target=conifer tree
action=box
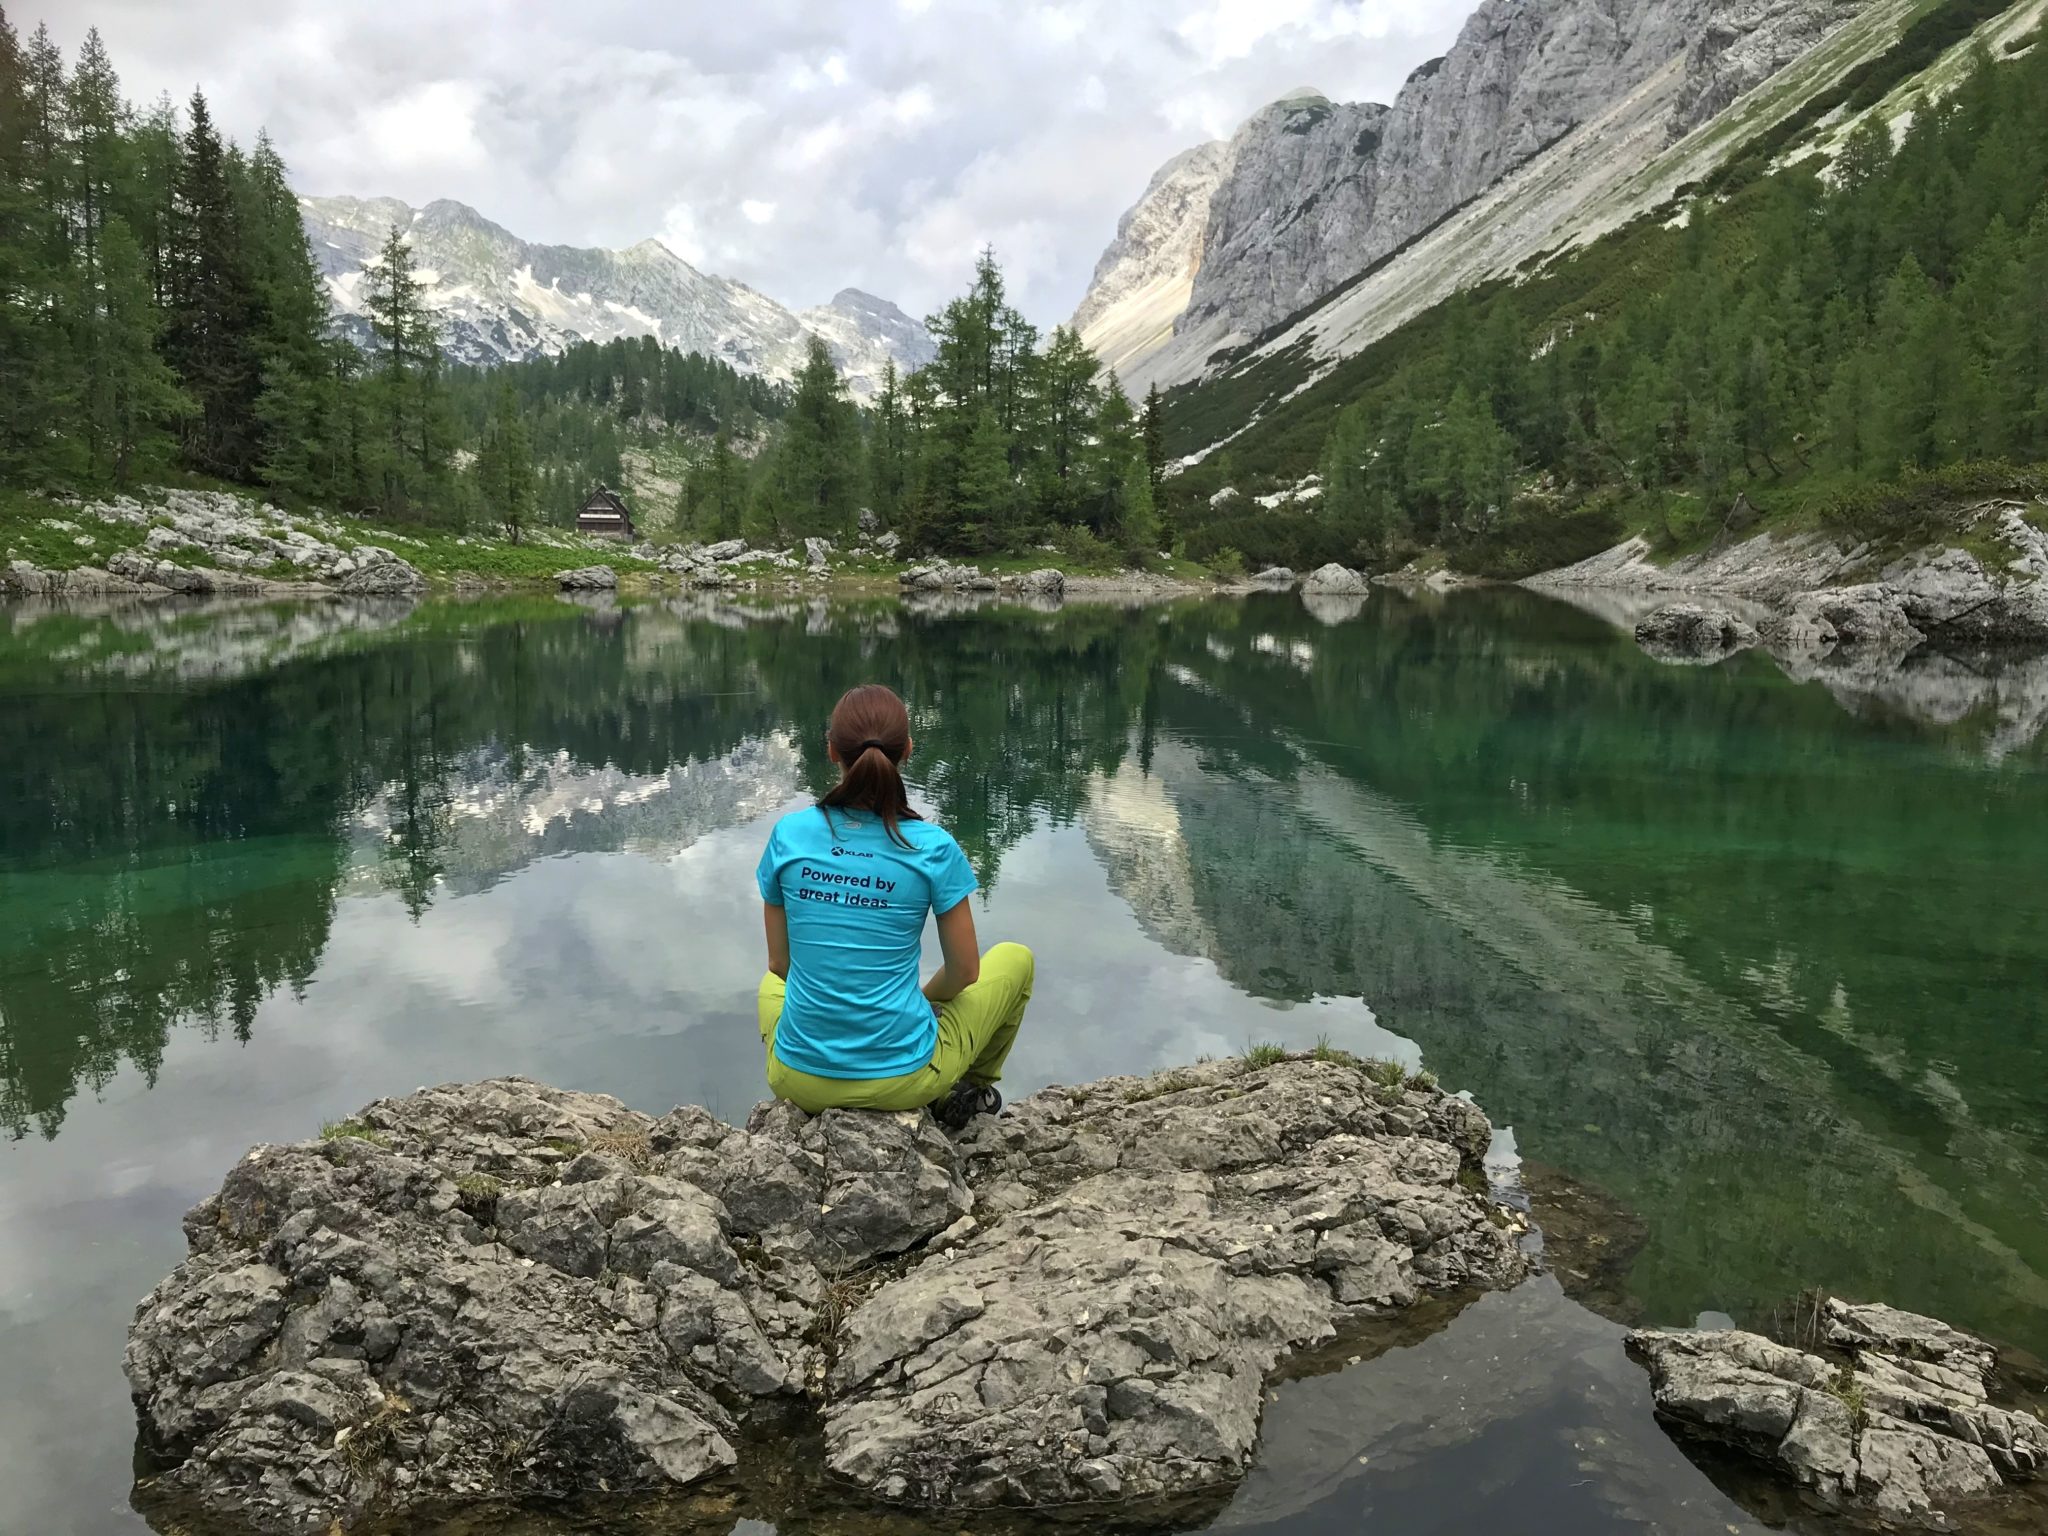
[361,223,452,519]
[1086,382,1142,535]
[866,359,908,527]
[704,428,742,539]
[471,386,534,542]
[239,132,337,502]
[1031,326,1103,526]
[956,406,1016,551]
[93,213,187,481]
[772,335,859,538]
[66,28,125,473]
[0,6,62,480]
[164,91,258,478]
[1120,451,1159,566]
[1141,381,1167,491]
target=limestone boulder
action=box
[1633,602,1761,663]
[1629,1296,2046,1527]
[1302,563,1370,595]
[127,1058,1522,1533]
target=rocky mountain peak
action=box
[298,195,929,396]
[1072,0,1868,391]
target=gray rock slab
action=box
[128,1058,1522,1532]
[1629,1299,2047,1527]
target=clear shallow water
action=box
[2,588,2045,1535]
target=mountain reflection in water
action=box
[1,588,2044,1536]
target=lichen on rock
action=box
[126,1059,1523,1534]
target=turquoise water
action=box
[2,588,2045,1534]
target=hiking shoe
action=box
[934,1081,1002,1132]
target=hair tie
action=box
[860,739,888,754]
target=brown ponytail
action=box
[818,683,922,848]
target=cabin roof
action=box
[578,485,631,517]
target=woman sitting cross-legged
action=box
[755,683,1032,1130]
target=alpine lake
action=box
[3,583,2046,1536]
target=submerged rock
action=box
[1633,602,1760,663]
[1629,1297,2046,1528]
[554,565,619,591]
[126,1058,1522,1534]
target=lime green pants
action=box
[757,942,1034,1114]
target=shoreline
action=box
[1521,498,2048,656]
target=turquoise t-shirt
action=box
[756,805,978,1079]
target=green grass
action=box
[0,483,667,584]
[371,525,658,581]
[0,489,154,570]
[1242,1041,1288,1069]
[320,1119,389,1147]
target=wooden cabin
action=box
[575,486,636,541]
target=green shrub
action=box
[1445,492,1627,579]
[1814,461,2047,549]
[1054,524,1114,568]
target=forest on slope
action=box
[0,6,1176,563]
[1157,4,2048,576]
[0,7,811,541]
[12,1,2042,578]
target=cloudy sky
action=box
[37,0,1471,325]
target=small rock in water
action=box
[1628,1295,2047,1525]
[1633,603,1759,663]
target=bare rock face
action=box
[126,1059,1521,1534]
[1072,142,1231,374]
[1634,602,1761,663]
[1074,0,1862,385]
[1629,1297,2047,1528]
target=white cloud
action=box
[45,0,1472,321]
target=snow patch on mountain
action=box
[798,288,939,398]
[301,196,931,397]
